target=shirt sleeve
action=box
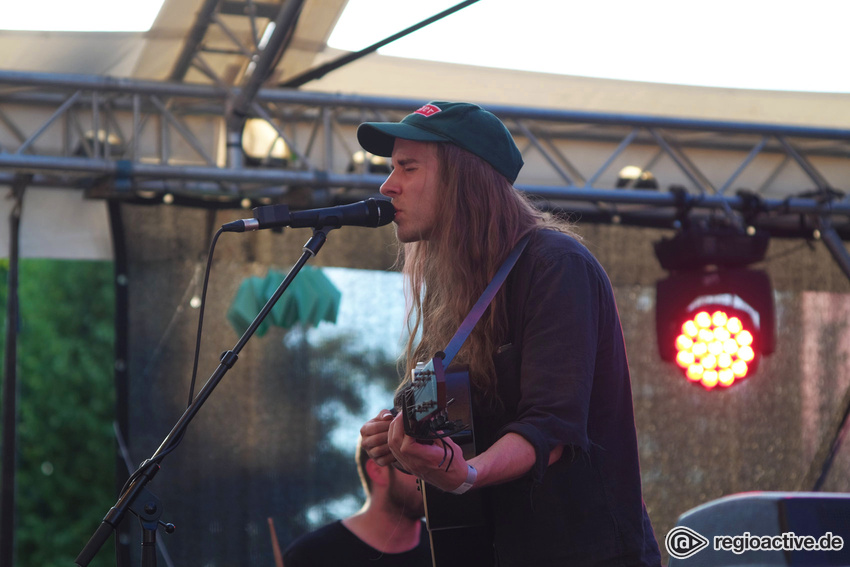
[497,248,603,483]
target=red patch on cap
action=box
[414,104,441,117]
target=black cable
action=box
[118,227,225,496]
[187,228,223,405]
[279,0,479,88]
[438,439,456,472]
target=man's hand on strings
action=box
[386,413,469,493]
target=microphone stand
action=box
[76,226,336,567]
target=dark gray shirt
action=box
[477,229,661,566]
[282,520,431,567]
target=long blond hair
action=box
[397,143,574,399]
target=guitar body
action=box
[400,359,494,567]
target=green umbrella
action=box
[227,266,341,336]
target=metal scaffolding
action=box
[1,69,850,244]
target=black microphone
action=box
[222,198,395,232]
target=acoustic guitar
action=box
[398,355,494,567]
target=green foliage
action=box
[0,259,115,567]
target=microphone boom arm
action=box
[76,225,336,567]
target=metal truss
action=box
[2,69,850,247]
[169,0,305,98]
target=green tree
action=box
[0,259,115,567]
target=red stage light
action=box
[656,268,775,391]
[673,309,760,389]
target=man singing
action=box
[358,101,661,566]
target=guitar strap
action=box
[439,232,531,369]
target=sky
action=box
[3,0,848,94]
[328,0,850,94]
[2,0,166,32]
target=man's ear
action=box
[365,458,391,488]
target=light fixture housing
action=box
[655,225,775,388]
[241,118,290,167]
[616,165,658,190]
[347,151,391,175]
[654,225,769,271]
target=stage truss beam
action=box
[1,69,850,243]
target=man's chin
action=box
[395,226,427,243]
[403,506,426,521]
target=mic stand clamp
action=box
[128,483,174,567]
[76,226,336,566]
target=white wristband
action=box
[450,464,477,495]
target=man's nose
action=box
[380,171,399,197]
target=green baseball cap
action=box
[356,101,524,183]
